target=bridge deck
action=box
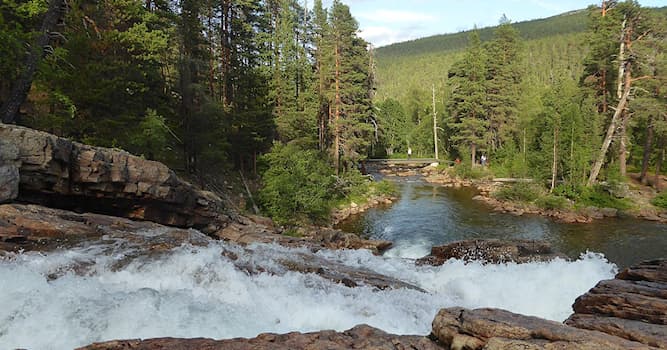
[364,158,444,165]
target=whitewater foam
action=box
[0,237,616,350]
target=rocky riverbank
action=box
[330,194,396,225]
[421,164,667,224]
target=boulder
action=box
[215,222,392,256]
[77,325,445,350]
[0,124,229,233]
[431,308,654,350]
[565,259,667,348]
[416,239,566,266]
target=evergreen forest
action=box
[2,0,667,225]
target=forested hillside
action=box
[2,0,667,225]
[371,1,667,211]
[376,9,590,59]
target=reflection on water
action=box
[337,181,667,267]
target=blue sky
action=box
[320,0,667,47]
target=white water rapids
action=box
[0,230,616,350]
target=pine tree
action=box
[448,30,489,167]
[484,19,523,151]
[328,0,372,173]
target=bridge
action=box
[364,158,448,166]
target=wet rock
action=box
[0,124,229,233]
[565,259,667,348]
[77,325,445,350]
[431,307,653,350]
[416,239,566,265]
[215,222,392,255]
[0,203,208,253]
[277,252,425,292]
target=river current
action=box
[338,180,667,267]
[2,180,650,349]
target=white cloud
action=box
[359,26,422,47]
[358,10,438,23]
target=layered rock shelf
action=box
[0,124,229,233]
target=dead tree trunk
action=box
[640,115,654,185]
[587,87,631,186]
[587,17,633,186]
[1,0,67,124]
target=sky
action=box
[320,0,667,47]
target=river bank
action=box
[416,164,667,225]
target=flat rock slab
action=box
[416,239,566,265]
[77,325,444,350]
[566,259,667,348]
[432,307,655,349]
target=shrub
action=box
[553,183,583,200]
[493,182,541,202]
[259,143,337,226]
[373,180,398,196]
[578,185,632,210]
[536,195,569,210]
[651,192,667,209]
[452,163,490,180]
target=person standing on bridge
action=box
[407,147,412,160]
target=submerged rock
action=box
[416,239,566,265]
[565,259,667,348]
[0,124,229,233]
[77,325,445,350]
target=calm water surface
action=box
[337,180,667,267]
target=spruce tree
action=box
[448,30,489,167]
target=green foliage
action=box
[371,179,397,196]
[578,186,632,210]
[128,109,169,160]
[451,163,490,180]
[493,182,542,202]
[259,143,337,226]
[651,192,667,209]
[536,195,569,210]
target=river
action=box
[337,180,667,268]
[2,180,648,349]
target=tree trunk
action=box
[587,86,631,186]
[551,122,559,193]
[471,143,476,169]
[334,41,341,175]
[619,109,628,177]
[640,115,654,185]
[587,18,633,187]
[432,84,438,160]
[1,0,66,124]
[655,137,665,192]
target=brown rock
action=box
[416,239,566,266]
[566,260,667,348]
[431,308,653,350]
[0,139,20,203]
[77,325,444,350]
[0,124,229,233]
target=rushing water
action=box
[337,180,667,267]
[0,229,615,350]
